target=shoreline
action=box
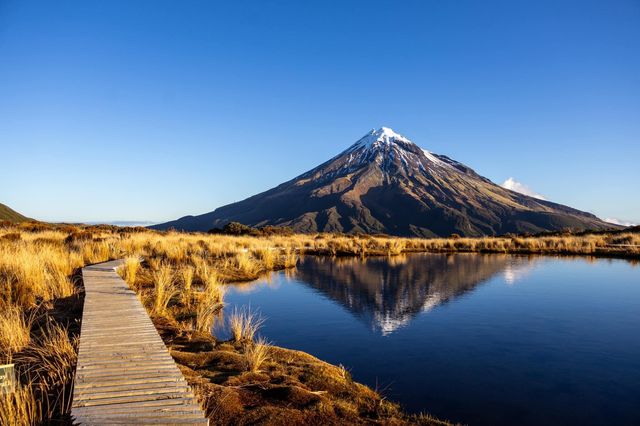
[151,315,453,425]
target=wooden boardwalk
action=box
[71,260,208,425]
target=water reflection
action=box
[294,253,536,335]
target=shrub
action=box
[222,222,254,236]
[0,233,21,242]
[63,231,93,245]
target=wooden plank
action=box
[74,380,190,396]
[75,371,186,384]
[77,356,172,366]
[76,365,182,375]
[72,400,204,414]
[74,378,187,392]
[74,397,200,411]
[71,260,208,425]
[76,356,173,365]
[74,389,195,405]
[74,418,208,425]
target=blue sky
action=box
[1,0,638,224]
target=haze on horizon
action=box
[1,1,638,225]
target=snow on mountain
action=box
[331,127,454,177]
[350,127,413,150]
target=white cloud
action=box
[501,177,546,200]
[604,218,637,227]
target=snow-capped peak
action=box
[352,127,413,150]
[376,126,408,141]
[316,126,456,179]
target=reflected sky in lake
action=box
[219,254,640,426]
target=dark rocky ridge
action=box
[153,127,614,237]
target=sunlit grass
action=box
[15,321,77,419]
[122,255,140,289]
[180,265,195,305]
[195,302,219,334]
[0,383,40,426]
[151,263,178,316]
[228,305,265,343]
[0,306,32,363]
[244,336,270,372]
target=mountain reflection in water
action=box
[221,254,640,425]
[294,253,535,335]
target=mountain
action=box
[153,127,614,237]
[0,202,30,223]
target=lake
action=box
[217,253,640,425]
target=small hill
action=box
[0,202,30,222]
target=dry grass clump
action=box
[234,251,260,277]
[195,303,219,334]
[180,265,195,305]
[204,282,226,309]
[121,255,141,289]
[0,307,32,363]
[16,321,78,420]
[18,322,77,389]
[254,247,276,269]
[228,306,265,343]
[151,263,178,316]
[0,383,40,426]
[283,247,298,267]
[244,336,270,372]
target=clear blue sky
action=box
[1,0,638,224]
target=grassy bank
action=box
[1,221,637,424]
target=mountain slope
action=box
[0,203,30,223]
[153,127,613,237]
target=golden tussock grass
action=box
[0,307,32,363]
[203,277,225,307]
[121,255,141,289]
[253,247,276,269]
[195,302,219,334]
[228,305,265,343]
[151,263,178,316]
[15,320,78,420]
[17,322,77,388]
[180,265,195,305]
[0,383,40,426]
[244,336,270,372]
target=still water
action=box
[219,254,640,425]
